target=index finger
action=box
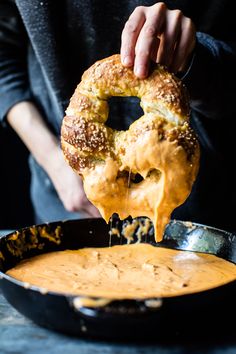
[121,6,146,67]
[134,4,166,78]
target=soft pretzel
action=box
[61,54,200,241]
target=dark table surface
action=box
[1,230,236,354]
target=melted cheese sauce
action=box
[7,244,236,299]
[83,123,199,242]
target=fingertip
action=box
[134,64,148,79]
[135,72,148,79]
[121,55,133,67]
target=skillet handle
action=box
[71,296,163,318]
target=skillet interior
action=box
[0,217,236,340]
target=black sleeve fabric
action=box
[0,0,32,124]
[183,32,236,120]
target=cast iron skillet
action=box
[0,217,236,341]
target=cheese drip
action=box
[82,120,199,242]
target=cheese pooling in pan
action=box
[7,244,236,299]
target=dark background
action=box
[0,125,34,230]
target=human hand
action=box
[45,145,101,218]
[121,2,196,77]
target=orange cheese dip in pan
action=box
[7,243,236,299]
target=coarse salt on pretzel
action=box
[61,54,200,242]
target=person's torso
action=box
[15,0,236,231]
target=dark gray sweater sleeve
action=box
[0,0,32,124]
[183,32,236,120]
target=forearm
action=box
[6,100,100,217]
[7,101,59,172]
